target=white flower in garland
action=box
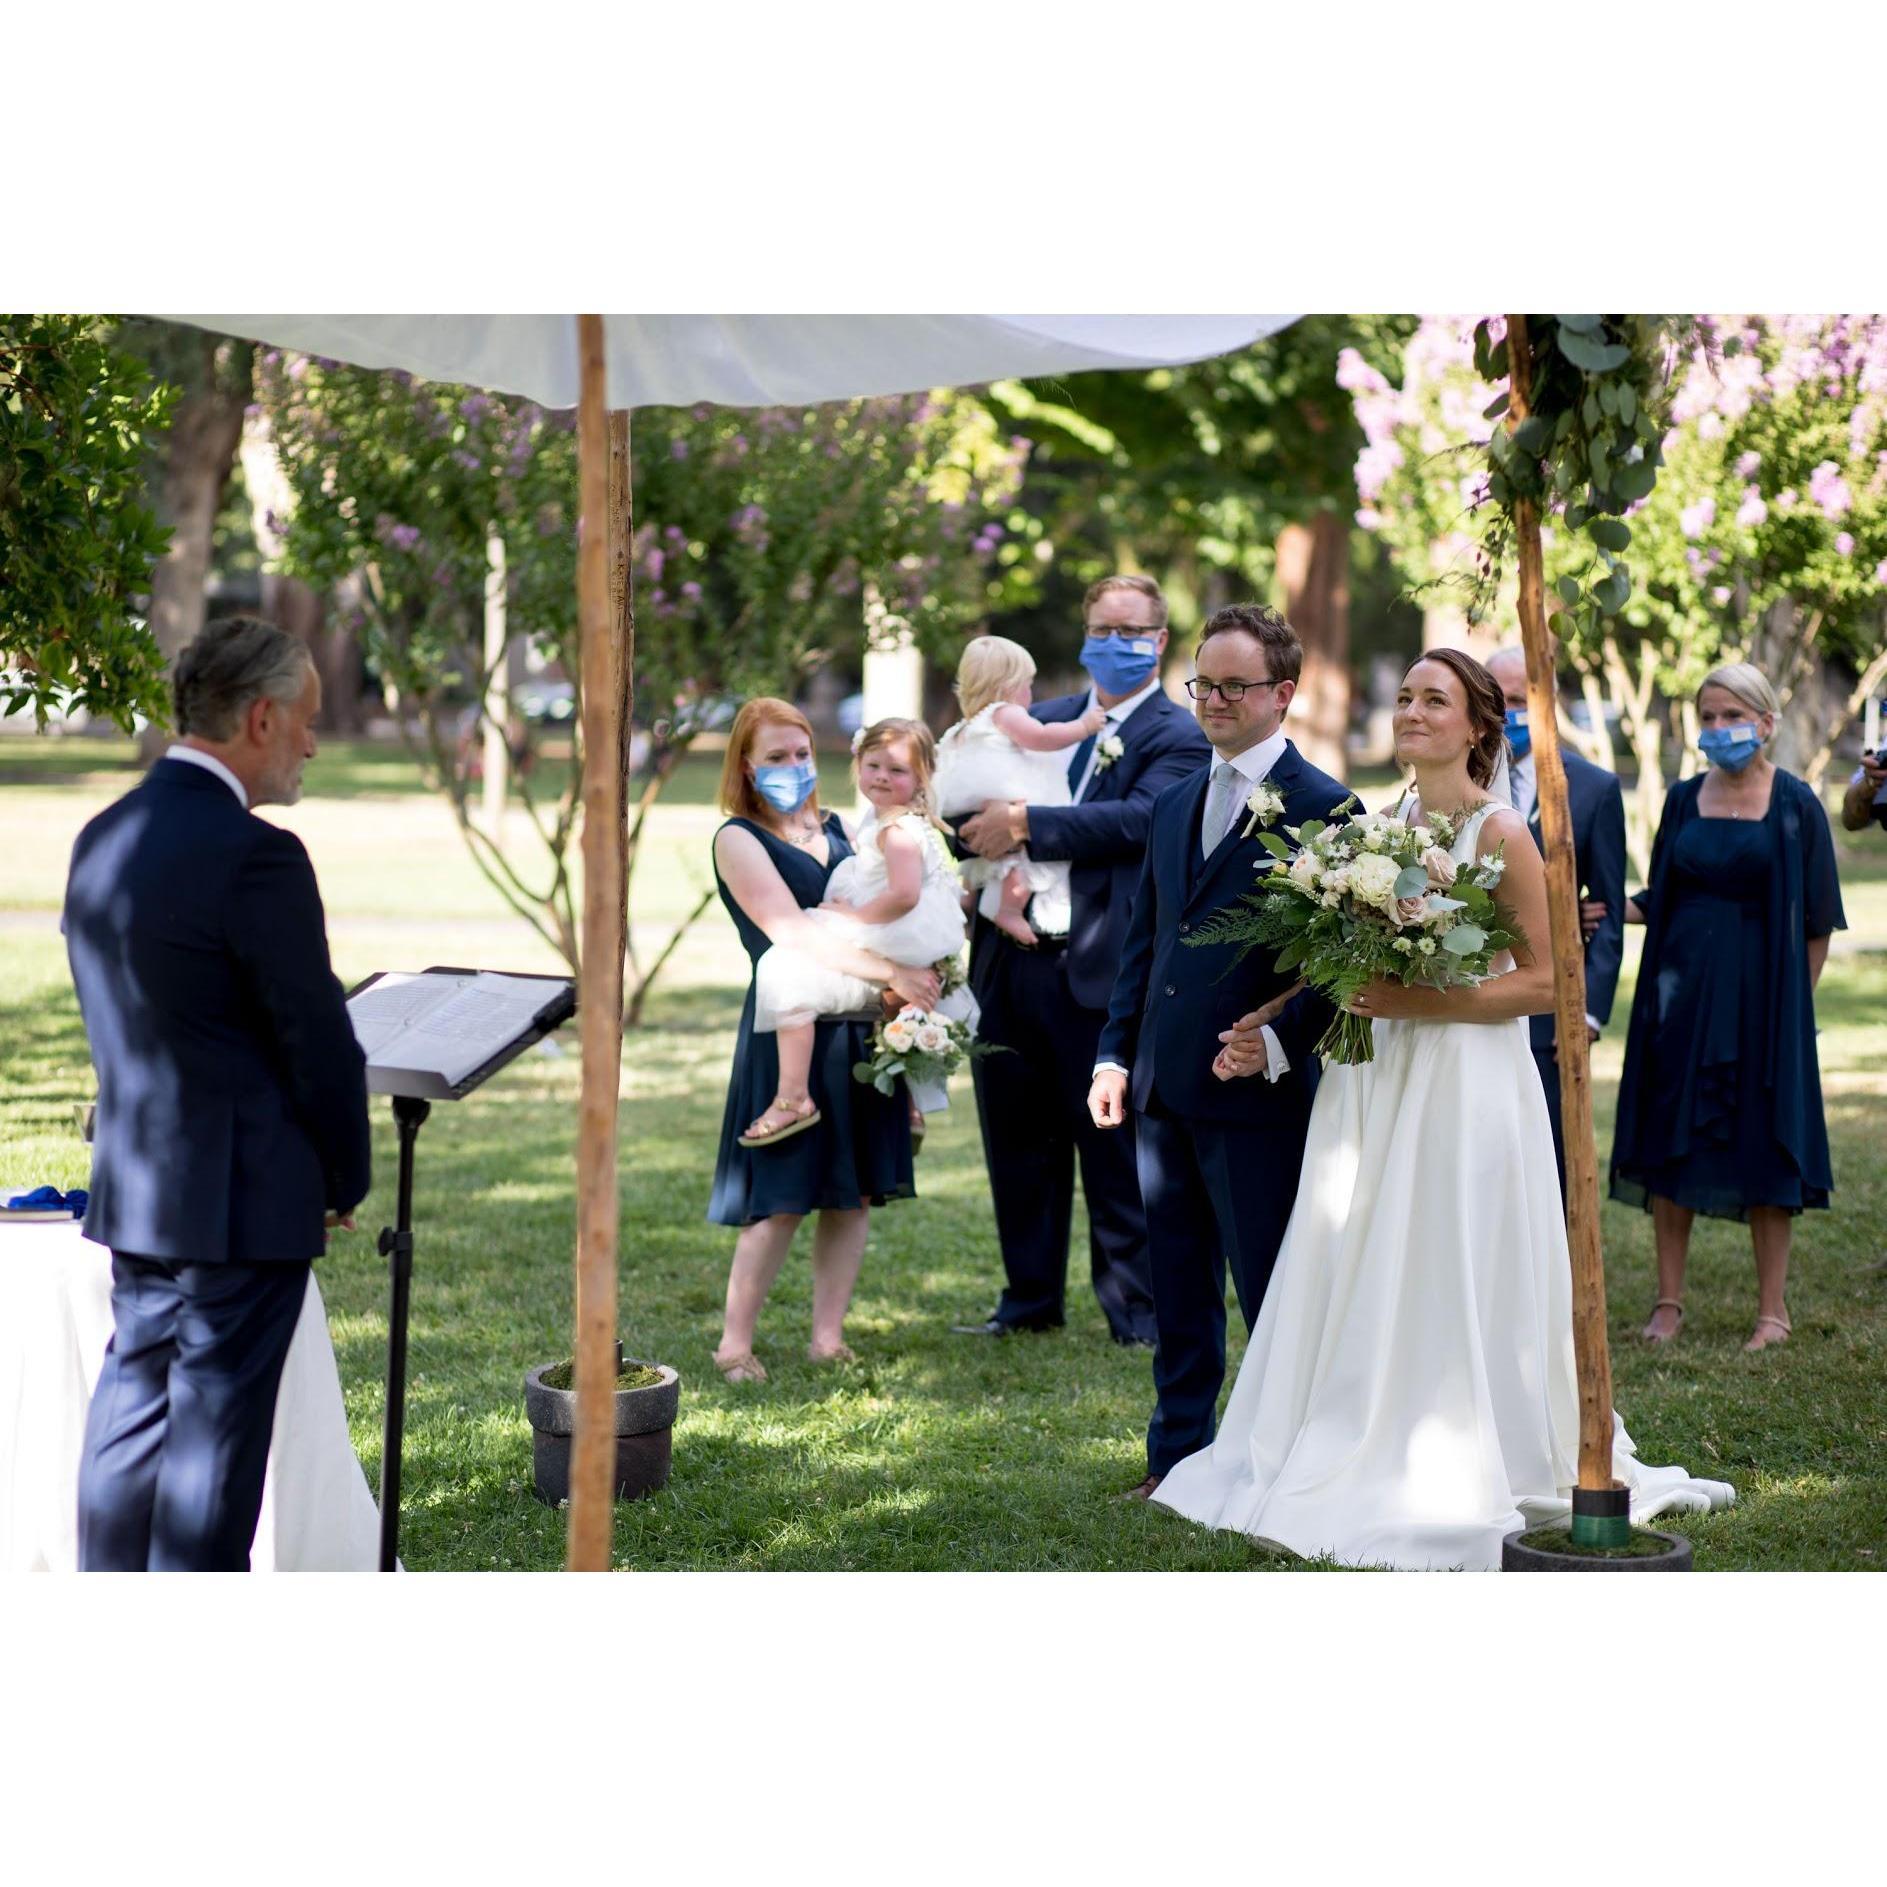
[1091,732,1126,773]
[1240,782,1286,837]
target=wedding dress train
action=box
[1151,801,1734,1570]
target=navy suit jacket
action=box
[973,686,1212,1011]
[1097,741,1353,1125]
[63,760,371,1264]
[1523,749,1626,1052]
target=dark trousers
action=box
[968,937,1155,1342]
[1136,1098,1304,1478]
[1533,1044,1568,1203]
[78,1253,311,1571]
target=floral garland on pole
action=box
[1466,314,1697,644]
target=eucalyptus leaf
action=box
[1483,392,1511,422]
[1555,314,1604,334]
[1588,517,1631,551]
[1442,924,1487,955]
[1393,864,1429,900]
[1557,328,1631,373]
[1556,575,1582,606]
[1618,383,1637,424]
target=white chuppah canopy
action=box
[168,314,1294,410]
[164,312,1295,1569]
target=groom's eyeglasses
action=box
[1186,677,1278,704]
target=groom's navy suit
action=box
[1519,749,1626,1197]
[63,758,370,1570]
[965,685,1210,1340]
[1097,740,1350,1477]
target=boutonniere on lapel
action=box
[1091,732,1125,774]
[1240,782,1285,838]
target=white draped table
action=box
[0,1219,385,1571]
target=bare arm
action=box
[834,822,924,926]
[992,700,1106,754]
[1808,933,1831,988]
[1351,808,1556,1024]
[714,824,935,1004]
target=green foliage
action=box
[987,316,1416,638]
[0,315,177,729]
[1467,315,1692,650]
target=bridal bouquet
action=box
[1187,800,1521,1065]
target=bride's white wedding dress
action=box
[1151,797,1735,1570]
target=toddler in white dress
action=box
[932,635,1106,945]
[747,719,968,1145]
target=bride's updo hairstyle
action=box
[1409,647,1508,789]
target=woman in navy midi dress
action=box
[706,699,937,1383]
[1611,665,1845,1353]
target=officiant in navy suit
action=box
[1089,605,1350,1499]
[1485,646,1626,1198]
[63,617,371,1571]
[954,575,1210,1344]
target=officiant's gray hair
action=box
[173,617,314,741]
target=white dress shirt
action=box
[1069,674,1165,803]
[1095,726,1293,1088]
[164,743,249,808]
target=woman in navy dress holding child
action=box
[706,699,939,1383]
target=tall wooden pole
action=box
[568,316,624,1571]
[1505,315,1615,1493]
[608,412,635,977]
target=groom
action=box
[1089,604,1350,1499]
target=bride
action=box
[1152,648,1734,1570]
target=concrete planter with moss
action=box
[524,1343,679,1506]
[1502,1522,1693,1571]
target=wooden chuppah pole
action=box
[568,316,625,1571]
[1504,314,1616,1500]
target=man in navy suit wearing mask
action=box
[954,575,1211,1345]
[63,617,370,1571]
[1485,645,1626,1200]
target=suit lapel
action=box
[1083,688,1168,805]
[1185,743,1304,914]
[1177,764,1217,895]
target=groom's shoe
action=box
[949,1313,1062,1337]
[1121,1474,1164,1501]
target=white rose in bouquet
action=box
[1288,849,1322,892]
[915,1022,949,1053]
[1346,851,1402,914]
[884,1018,917,1052]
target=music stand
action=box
[345,965,576,1570]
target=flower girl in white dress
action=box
[1152,649,1734,1569]
[745,719,967,1147]
[932,635,1106,945]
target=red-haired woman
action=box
[706,699,939,1382]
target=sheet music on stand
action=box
[345,968,576,1099]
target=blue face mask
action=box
[1504,707,1531,762]
[752,761,819,813]
[1080,634,1160,696]
[1698,723,1763,773]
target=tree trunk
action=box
[1276,514,1350,778]
[260,571,365,735]
[138,335,254,760]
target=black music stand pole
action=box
[377,1093,430,1571]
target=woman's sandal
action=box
[713,1349,768,1384]
[1744,1311,1792,1353]
[1641,1298,1685,1344]
[808,1341,858,1365]
[738,1095,822,1149]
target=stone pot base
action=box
[1501,1526,1693,1571]
[524,1355,679,1506]
[531,1426,672,1505]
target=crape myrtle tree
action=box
[0,315,177,729]
[1347,314,1887,875]
[259,353,1026,1016]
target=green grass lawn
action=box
[4,734,1883,1571]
